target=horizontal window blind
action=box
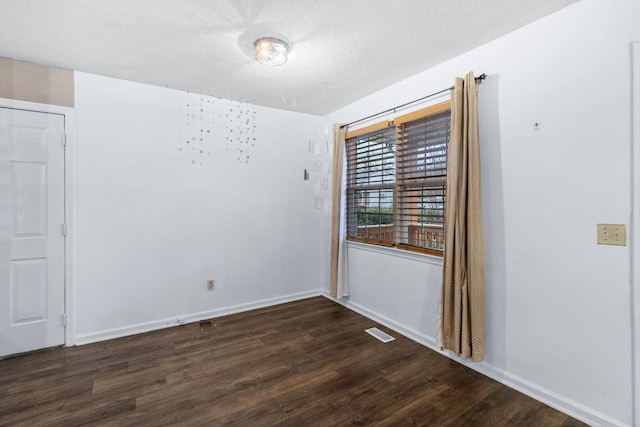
[346,126,396,245]
[396,109,450,253]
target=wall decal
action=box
[308,133,332,214]
[323,199,331,215]
[181,91,257,166]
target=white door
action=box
[0,108,65,358]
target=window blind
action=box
[346,125,396,245]
[344,101,451,255]
[396,109,450,253]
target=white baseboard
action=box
[327,293,439,349]
[322,291,627,427]
[74,290,323,346]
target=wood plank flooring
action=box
[0,297,586,426]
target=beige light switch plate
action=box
[597,224,626,246]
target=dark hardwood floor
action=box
[0,296,585,426]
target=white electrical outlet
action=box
[207,280,214,291]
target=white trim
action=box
[347,240,444,266]
[64,107,77,347]
[0,97,77,348]
[323,291,627,426]
[74,290,323,345]
[0,98,74,116]
[631,40,640,427]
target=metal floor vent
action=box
[365,327,395,343]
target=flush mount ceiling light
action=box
[254,37,289,66]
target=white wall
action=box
[322,0,639,425]
[73,73,324,342]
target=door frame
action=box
[0,97,76,348]
[631,40,640,427]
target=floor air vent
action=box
[365,327,395,343]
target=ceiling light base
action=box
[254,37,288,66]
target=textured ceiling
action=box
[0,0,579,115]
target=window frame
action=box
[345,101,451,257]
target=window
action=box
[345,101,451,256]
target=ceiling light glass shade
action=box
[254,37,288,66]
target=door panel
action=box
[14,162,47,236]
[0,108,65,358]
[11,258,48,323]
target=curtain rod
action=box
[340,73,486,130]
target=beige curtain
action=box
[440,72,486,362]
[330,123,349,298]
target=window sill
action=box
[346,240,444,266]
